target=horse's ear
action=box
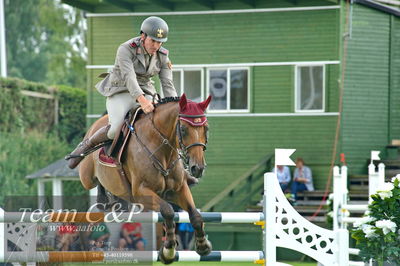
[199,95,212,111]
[179,93,187,110]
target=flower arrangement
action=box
[352,175,400,264]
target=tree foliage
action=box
[0,131,71,205]
[5,0,86,88]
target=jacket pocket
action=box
[110,68,125,87]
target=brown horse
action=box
[79,94,212,264]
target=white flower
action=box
[354,216,375,228]
[343,209,350,217]
[375,220,397,235]
[328,193,334,200]
[327,211,333,218]
[362,224,378,238]
[391,174,400,185]
[364,210,371,216]
[376,182,394,199]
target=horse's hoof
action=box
[158,246,176,264]
[195,239,212,256]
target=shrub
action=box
[55,85,86,144]
[352,176,400,264]
[0,77,86,144]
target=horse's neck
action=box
[153,102,179,145]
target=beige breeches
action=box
[106,92,141,139]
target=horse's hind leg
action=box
[173,183,212,256]
[135,187,177,264]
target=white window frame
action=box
[294,64,325,113]
[172,68,204,101]
[207,67,250,113]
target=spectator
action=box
[56,223,78,251]
[272,165,291,192]
[177,223,194,250]
[87,222,110,251]
[291,158,314,203]
[118,222,145,251]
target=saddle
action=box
[98,108,143,167]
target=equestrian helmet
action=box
[140,16,169,42]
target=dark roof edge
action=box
[354,0,400,17]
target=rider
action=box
[67,16,177,169]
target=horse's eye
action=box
[180,125,188,137]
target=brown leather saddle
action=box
[100,107,143,166]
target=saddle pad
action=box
[98,147,117,168]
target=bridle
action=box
[132,112,208,177]
[177,114,207,150]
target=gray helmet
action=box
[140,16,169,42]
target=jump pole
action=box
[0,211,264,223]
[4,251,264,263]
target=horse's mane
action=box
[154,96,180,108]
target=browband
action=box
[179,114,206,118]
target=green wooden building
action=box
[63,0,400,212]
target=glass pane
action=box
[209,70,227,110]
[184,70,201,102]
[230,69,248,110]
[173,71,182,96]
[299,66,323,110]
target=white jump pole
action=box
[368,163,385,203]
[265,172,276,265]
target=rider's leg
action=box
[106,92,140,139]
[67,125,111,169]
[67,92,138,169]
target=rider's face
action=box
[141,34,162,55]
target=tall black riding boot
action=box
[66,125,111,169]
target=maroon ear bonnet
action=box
[179,94,212,126]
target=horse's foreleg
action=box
[135,187,176,264]
[173,183,212,256]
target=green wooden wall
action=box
[192,115,338,207]
[341,4,396,174]
[85,5,341,206]
[389,16,400,141]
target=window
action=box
[295,65,325,112]
[207,68,249,112]
[173,69,203,102]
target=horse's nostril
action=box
[190,165,203,178]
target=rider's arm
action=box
[116,44,144,101]
[159,55,178,97]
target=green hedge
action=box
[0,77,55,132]
[0,77,88,204]
[55,85,86,144]
[0,77,86,143]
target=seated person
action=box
[56,223,78,251]
[118,222,145,251]
[272,165,291,192]
[291,158,314,202]
[87,222,110,251]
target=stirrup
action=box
[65,153,84,160]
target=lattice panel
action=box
[270,175,337,266]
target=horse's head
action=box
[178,94,212,179]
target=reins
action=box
[130,106,207,177]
